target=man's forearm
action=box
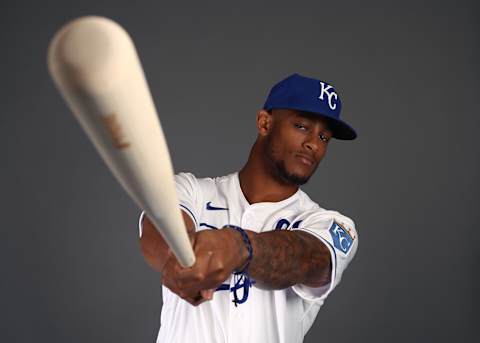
[244,230,331,290]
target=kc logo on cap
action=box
[318,81,338,111]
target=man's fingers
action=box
[160,254,185,293]
[201,289,214,300]
[160,230,229,303]
[175,251,213,286]
[185,289,215,306]
[161,253,215,299]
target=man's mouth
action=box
[295,153,315,167]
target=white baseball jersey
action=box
[138,172,358,343]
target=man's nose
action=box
[304,133,319,152]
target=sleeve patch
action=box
[329,221,355,254]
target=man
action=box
[138,73,358,342]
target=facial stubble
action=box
[263,134,313,186]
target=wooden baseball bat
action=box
[47,16,195,267]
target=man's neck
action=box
[238,159,299,205]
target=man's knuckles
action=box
[192,270,206,282]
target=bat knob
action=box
[48,16,136,93]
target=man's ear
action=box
[256,110,273,136]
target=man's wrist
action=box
[223,226,252,272]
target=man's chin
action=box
[274,160,313,186]
[279,168,311,186]
[285,173,310,186]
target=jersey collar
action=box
[233,172,301,209]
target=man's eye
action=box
[319,133,330,143]
[295,123,307,130]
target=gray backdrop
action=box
[2,0,479,342]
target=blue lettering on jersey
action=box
[329,221,353,254]
[275,219,290,230]
[275,219,303,230]
[292,220,302,228]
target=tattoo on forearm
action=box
[247,230,331,290]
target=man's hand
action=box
[161,228,248,306]
[139,210,195,273]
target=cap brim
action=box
[324,116,357,140]
[264,106,357,140]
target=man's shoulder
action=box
[296,188,322,211]
[296,190,355,227]
[175,171,236,189]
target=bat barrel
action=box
[48,16,195,267]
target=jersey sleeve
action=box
[137,172,203,238]
[291,210,358,302]
[173,172,203,228]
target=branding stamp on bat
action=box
[101,113,131,149]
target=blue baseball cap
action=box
[263,73,357,140]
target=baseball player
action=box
[138,73,358,343]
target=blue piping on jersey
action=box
[199,223,219,230]
[179,204,198,226]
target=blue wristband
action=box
[223,225,254,306]
[224,225,253,274]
